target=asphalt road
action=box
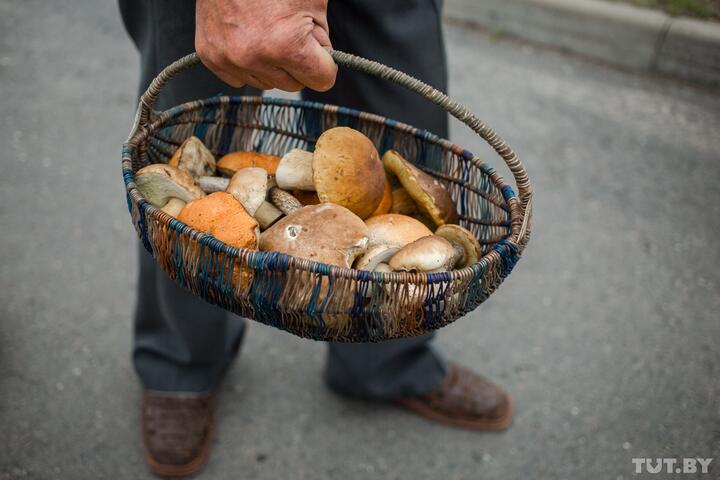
[1,1,719,479]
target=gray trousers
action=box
[121,0,449,399]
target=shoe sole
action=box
[396,393,513,432]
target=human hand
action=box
[195,0,337,92]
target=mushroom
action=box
[168,136,216,179]
[313,127,386,219]
[369,176,393,217]
[354,244,400,272]
[196,171,284,229]
[226,167,267,216]
[390,188,417,215]
[178,192,259,290]
[254,201,284,230]
[135,164,205,207]
[435,224,482,269]
[388,235,460,273]
[293,190,320,206]
[160,198,186,217]
[271,128,386,219]
[269,187,303,215]
[197,176,229,193]
[216,151,281,177]
[374,263,392,274]
[364,214,433,249]
[383,150,458,227]
[275,149,315,191]
[259,203,368,268]
[412,213,437,231]
[177,192,259,250]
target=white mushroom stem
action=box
[435,224,482,269]
[269,187,303,215]
[160,198,186,217]
[354,244,400,272]
[275,149,315,191]
[197,176,229,193]
[254,201,284,230]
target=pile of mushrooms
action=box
[134,129,481,293]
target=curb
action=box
[444,0,720,87]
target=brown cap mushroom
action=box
[275,149,315,191]
[388,235,459,273]
[168,136,216,179]
[369,176,393,217]
[226,167,267,217]
[259,203,368,268]
[383,150,458,227]
[354,244,400,272]
[364,214,432,249]
[135,164,205,207]
[435,224,482,269]
[177,192,258,250]
[216,151,281,177]
[390,187,417,215]
[313,127,386,219]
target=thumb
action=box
[284,24,337,92]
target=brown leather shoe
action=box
[397,363,512,431]
[141,391,215,477]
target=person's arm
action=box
[195,0,337,91]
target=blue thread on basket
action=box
[415,129,430,167]
[192,106,215,141]
[137,201,153,254]
[336,106,360,129]
[302,106,323,146]
[421,271,451,330]
[460,150,474,218]
[169,223,186,288]
[249,252,288,330]
[493,239,519,278]
[462,261,487,314]
[219,102,238,154]
[350,269,379,340]
[379,127,396,155]
[501,185,516,202]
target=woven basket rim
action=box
[122,95,522,285]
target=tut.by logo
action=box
[632,458,713,474]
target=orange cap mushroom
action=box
[216,151,281,177]
[178,192,258,251]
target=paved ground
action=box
[1,1,719,479]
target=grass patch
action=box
[611,0,719,19]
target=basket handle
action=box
[130,51,532,240]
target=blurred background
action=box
[1,0,718,479]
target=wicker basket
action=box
[122,51,533,342]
